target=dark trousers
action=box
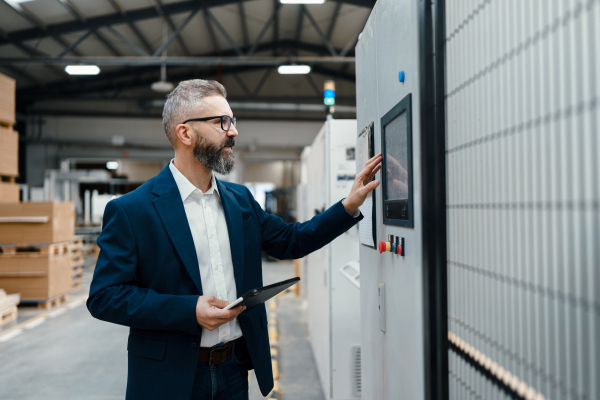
[190,340,250,400]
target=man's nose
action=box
[228,125,238,137]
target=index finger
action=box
[363,152,382,168]
[360,154,382,177]
[208,307,241,319]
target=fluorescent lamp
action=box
[106,161,119,170]
[278,65,311,74]
[65,65,100,75]
[280,0,326,3]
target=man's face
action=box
[189,96,238,175]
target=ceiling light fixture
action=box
[280,0,326,4]
[277,65,311,74]
[65,65,100,75]
[151,22,174,93]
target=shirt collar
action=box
[169,159,219,202]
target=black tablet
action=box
[224,277,300,312]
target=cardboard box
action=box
[0,202,75,244]
[0,249,72,299]
[0,181,19,203]
[0,126,18,177]
[0,72,15,126]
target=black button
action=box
[191,342,197,349]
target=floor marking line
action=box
[0,295,89,340]
[0,329,23,342]
[24,318,46,329]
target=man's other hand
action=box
[343,153,382,216]
[196,295,245,331]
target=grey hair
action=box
[162,79,227,145]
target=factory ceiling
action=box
[0,0,373,121]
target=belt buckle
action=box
[208,343,230,366]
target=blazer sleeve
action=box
[86,199,201,336]
[247,188,363,260]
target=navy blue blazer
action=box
[87,164,362,399]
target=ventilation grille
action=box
[351,345,361,397]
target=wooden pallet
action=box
[0,242,71,257]
[0,289,20,326]
[72,257,84,268]
[0,175,17,183]
[0,305,17,327]
[0,119,13,129]
[19,292,68,309]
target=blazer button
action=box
[191,342,197,349]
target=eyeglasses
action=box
[182,115,237,131]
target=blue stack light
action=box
[323,81,335,106]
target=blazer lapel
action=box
[151,166,203,295]
[216,179,245,296]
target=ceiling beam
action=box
[17,64,354,103]
[303,7,337,57]
[203,8,221,54]
[0,0,240,47]
[20,94,357,103]
[273,0,279,56]
[0,0,375,48]
[1,0,83,66]
[0,65,45,86]
[247,2,281,56]
[56,0,123,56]
[252,68,273,96]
[105,26,149,57]
[295,5,304,42]
[150,0,192,56]
[326,2,342,42]
[152,7,200,57]
[1,55,354,67]
[55,29,95,59]
[12,42,69,79]
[14,40,356,97]
[238,3,249,48]
[205,9,243,56]
[106,0,154,55]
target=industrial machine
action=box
[300,118,362,400]
[356,1,598,400]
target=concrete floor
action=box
[0,260,324,400]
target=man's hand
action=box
[343,153,382,216]
[196,295,245,331]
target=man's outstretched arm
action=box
[250,153,382,260]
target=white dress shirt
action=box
[169,160,243,347]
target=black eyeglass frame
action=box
[182,115,236,131]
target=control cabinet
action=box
[356,1,426,399]
[300,119,362,400]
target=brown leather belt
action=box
[198,338,241,365]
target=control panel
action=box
[381,93,414,228]
[378,234,405,256]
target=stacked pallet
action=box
[0,72,18,203]
[0,202,75,308]
[70,236,85,289]
[0,289,20,327]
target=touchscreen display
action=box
[384,110,409,201]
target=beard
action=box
[192,134,236,175]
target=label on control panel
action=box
[378,282,385,333]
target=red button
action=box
[378,240,385,254]
[397,246,402,255]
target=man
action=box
[87,79,381,400]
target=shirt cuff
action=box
[342,197,361,218]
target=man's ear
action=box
[175,124,194,147]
